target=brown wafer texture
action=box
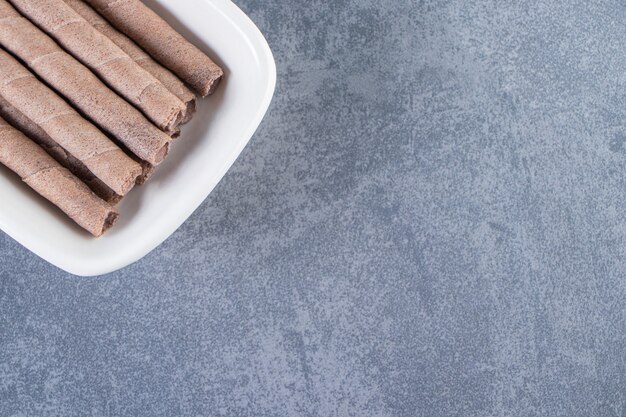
[0,47,142,197]
[8,0,187,133]
[62,0,196,123]
[84,0,224,97]
[0,94,121,203]
[0,0,172,167]
[0,115,118,236]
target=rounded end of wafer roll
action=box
[136,161,155,185]
[111,160,142,196]
[201,68,224,97]
[98,210,119,236]
[107,194,123,205]
[170,128,181,139]
[153,143,169,165]
[162,99,188,134]
[181,98,196,125]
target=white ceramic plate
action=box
[0,0,276,276]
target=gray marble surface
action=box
[1,0,626,415]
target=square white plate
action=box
[0,0,276,276]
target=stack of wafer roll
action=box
[0,0,172,168]
[0,115,118,236]
[62,0,197,123]
[84,0,224,97]
[0,48,142,200]
[0,0,223,236]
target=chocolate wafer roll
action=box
[0,115,118,236]
[84,0,223,97]
[0,0,172,166]
[0,95,121,203]
[8,0,187,133]
[62,0,196,123]
[0,48,142,197]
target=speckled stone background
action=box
[1,0,626,415]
